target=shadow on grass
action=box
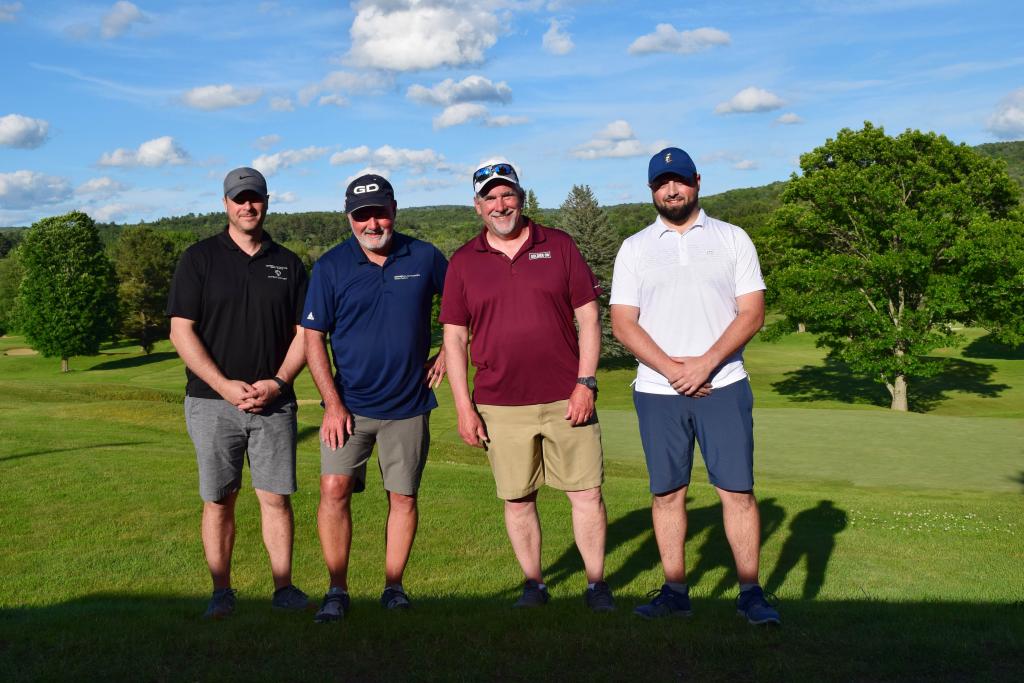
[0,441,148,463]
[764,500,847,599]
[962,333,1024,360]
[1,594,1021,681]
[88,352,178,371]
[1013,471,1024,495]
[772,357,1009,412]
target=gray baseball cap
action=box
[223,167,268,200]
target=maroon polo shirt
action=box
[440,220,601,406]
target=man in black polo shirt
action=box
[167,167,310,619]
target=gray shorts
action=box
[185,396,298,502]
[320,413,430,496]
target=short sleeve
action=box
[609,239,641,307]
[733,229,766,297]
[438,255,469,326]
[166,248,203,320]
[565,237,601,309]
[301,259,334,332]
[431,246,448,297]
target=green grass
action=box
[1,331,1022,681]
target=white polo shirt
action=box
[610,209,765,394]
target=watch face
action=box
[579,377,597,390]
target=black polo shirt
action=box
[166,229,308,399]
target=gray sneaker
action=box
[512,580,550,608]
[314,590,350,623]
[271,584,311,611]
[203,587,236,620]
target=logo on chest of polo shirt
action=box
[266,264,289,280]
[393,273,422,280]
[528,251,551,260]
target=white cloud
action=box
[253,134,281,151]
[0,114,50,149]
[318,94,348,107]
[99,136,189,167]
[348,1,499,71]
[987,88,1024,140]
[270,97,295,112]
[86,202,134,222]
[486,115,530,127]
[76,176,129,198]
[407,75,512,106]
[572,120,665,159]
[434,103,489,130]
[101,1,147,39]
[251,146,329,176]
[298,70,391,107]
[628,24,730,55]
[733,159,758,170]
[715,87,785,114]
[330,145,443,173]
[776,112,804,125]
[0,2,22,22]
[274,191,298,203]
[0,170,72,209]
[345,167,390,185]
[182,84,263,111]
[543,19,574,55]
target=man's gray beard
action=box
[355,231,392,253]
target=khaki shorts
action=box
[476,400,603,500]
[320,413,430,496]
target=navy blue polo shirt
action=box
[302,232,447,419]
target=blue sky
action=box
[1,0,1022,226]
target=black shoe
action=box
[381,586,411,610]
[584,581,615,612]
[512,579,550,608]
[633,584,692,619]
[314,590,350,623]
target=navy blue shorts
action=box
[633,378,755,494]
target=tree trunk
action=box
[61,356,69,373]
[890,374,908,411]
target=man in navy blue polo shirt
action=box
[302,174,447,621]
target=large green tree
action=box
[112,226,180,353]
[559,184,628,361]
[763,122,1023,411]
[15,211,119,371]
[0,252,24,336]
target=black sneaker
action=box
[271,584,311,611]
[314,590,350,623]
[584,581,615,612]
[512,579,550,608]
[633,584,692,619]
[736,586,781,625]
[381,586,411,610]
[203,587,237,620]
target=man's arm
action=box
[609,304,711,397]
[237,326,306,413]
[169,316,256,406]
[443,323,488,447]
[304,329,352,450]
[566,300,599,425]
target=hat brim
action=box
[345,195,392,213]
[475,174,521,196]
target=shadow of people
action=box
[765,499,848,599]
[542,506,655,590]
[686,496,786,597]
[88,352,179,371]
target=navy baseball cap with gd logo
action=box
[345,174,395,212]
[648,147,698,184]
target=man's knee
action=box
[321,474,356,503]
[566,486,603,511]
[716,487,756,511]
[505,490,538,514]
[652,485,687,510]
[255,489,292,512]
[388,491,417,513]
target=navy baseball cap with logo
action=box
[345,174,395,212]
[648,147,698,184]
[223,167,268,200]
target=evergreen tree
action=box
[559,184,628,361]
[14,211,119,372]
[112,226,180,353]
[524,189,540,216]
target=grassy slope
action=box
[0,331,1022,680]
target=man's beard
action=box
[654,195,698,224]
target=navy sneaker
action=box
[736,586,781,625]
[203,587,237,620]
[314,590,350,623]
[633,584,692,619]
[381,586,411,610]
[272,584,311,611]
[584,581,615,612]
[512,580,550,608]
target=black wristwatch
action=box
[271,376,289,392]
[577,376,598,393]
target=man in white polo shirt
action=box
[610,147,780,625]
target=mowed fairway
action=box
[0,330,1021,681]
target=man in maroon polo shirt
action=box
[440,158,614,612]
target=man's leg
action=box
[254,488,295,590]
[717,487,761,585]
[384,491,418,586]
[505,490,543,582]
[202,489,240,590]
[318,474,357,590]
[651,485,688,583]
[565,486,606,583]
